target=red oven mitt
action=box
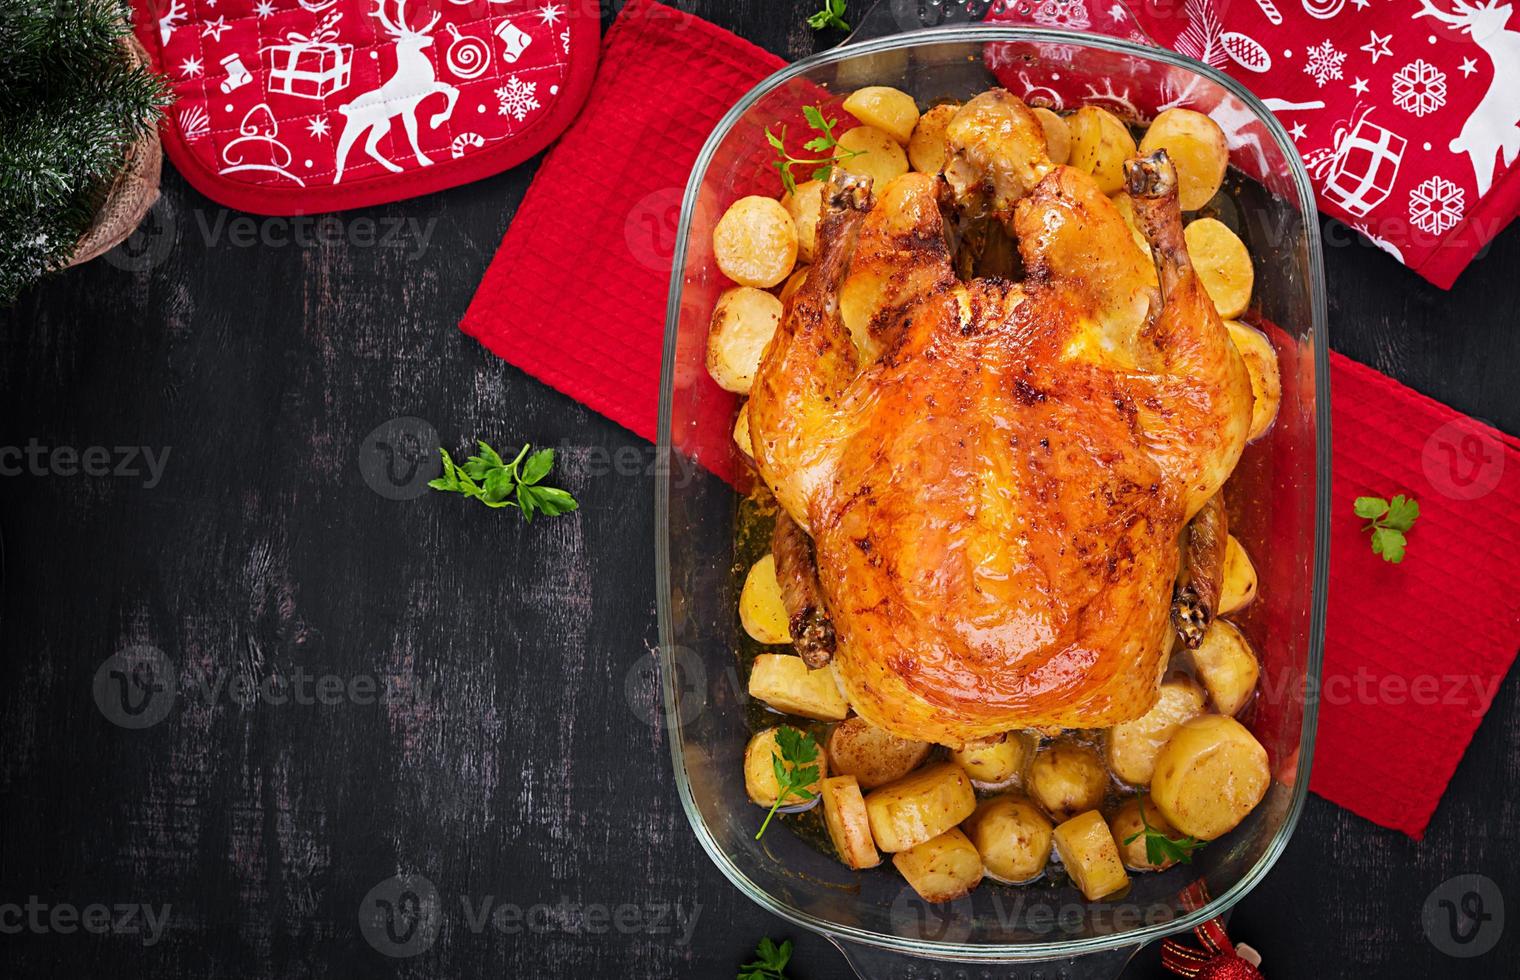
[983,0,1520,289]
[129,0,599,213]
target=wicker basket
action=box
[67,32,164,268]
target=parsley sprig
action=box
[755,726,821,840]
[428,440,579,521]
[1122,795,1206,866]
[739,937,793,980]
[765,105,865,195]
[807,0,850,31]
[1354,493,1420,563]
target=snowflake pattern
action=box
[1302,39,1346,88]
[1392,60,1447,118]
[496,75,540,122]
[180,55,204,78]
[1409,176,1465,235]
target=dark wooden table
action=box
[3,2,1516,976]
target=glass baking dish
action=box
[656,19,1329,976]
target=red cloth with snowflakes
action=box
[128,0,599,213]
[982,0,1520,288]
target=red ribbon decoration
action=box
[1160,917,1265,980]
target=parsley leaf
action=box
[739,937,793,979]
[429,439,579,521]
[755,726,820,840]
[1354,493,1419,563]
[766,104,866,195]
[806,0,850,31]
[1121,795,1206,866]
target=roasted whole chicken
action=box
[747,91,1253,746]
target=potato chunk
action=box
[748,654,849,720]
[1032,107,1070,165]
[1108,796,1184,871]
[1191,620,1260,716]
[1218,534,1258,615]
[1105,675,1207,787]
[1138,108,1228,211]
[908,103,959,174]
[1184,218,1253,319]
[1028,742,1107,822]
[1066,106,1137,195]
[892,828,984,904]
[1151,715,1270,840]
[744,726,827,807]
[733,401,753,459]
[949,732,1033,787]
[706,286,782,394]
[864,762,977,853]
[1052,810,1130,901]
[713,196,798,288]
[828,716,931,790]
[1225,320,1282,441]
[740,554,792,644]
[843,86,920,145]
[962,796,1053,883]
[780,181,824,263]
[821,775,882,869]
[835,125,910,187]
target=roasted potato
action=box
[835,125,910,187]
[1218,534,1258,615]
[1151,714,1270,840]
[706,286,782,394]
[950,732,1033,787]
[1105,675,1207,787]
[744,726,827,807]
[748,653,850,721]
[733,401,754,459]
[892,827,984,904]
[1028,741,1107,822]
[781,181,824,264]
[1108,796,1184,872]
[740,554,792,644]
[1225,320,1282,441]
[1067,106,1137,195]
[1184,218,1253,319]
[828,716,932,790]
[713,195,798,288]
[821,775,882,869]
[1052,810,1130,901]
[864,762,977,853]
[908,103,959,174]
[1190,620,1260,716]
[1138,108,1228,211]
[843,86,920,145]
[1032,107,1071,166]
[962,796,1053,883]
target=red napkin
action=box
[981,0,1520,288]
[462,0,1520,837]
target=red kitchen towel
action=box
[129,0,599,214]
[462,0,1520,837]
[981,0,1520,288]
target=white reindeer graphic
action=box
[1415,0,1520,195]
[333,0,459,184]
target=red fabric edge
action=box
[130,4,601,215]
[1407,161,1520,290]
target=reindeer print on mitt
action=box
[130,0,599,213]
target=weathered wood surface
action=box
[1,2,1516,976]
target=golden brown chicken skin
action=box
[749,92,1252,744]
